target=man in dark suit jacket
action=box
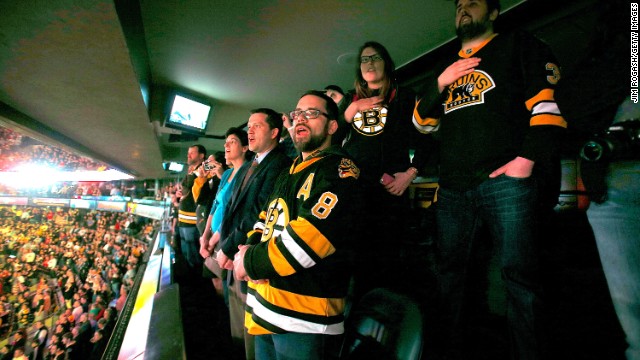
[216,108,292,359]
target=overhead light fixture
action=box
[0,164,133,189]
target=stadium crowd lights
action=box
[0,164,133,189]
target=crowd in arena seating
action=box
[0,128,106,173]
[0,126,168,199]
[0,206,150,360]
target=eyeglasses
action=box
[360,54,383,63]
[289,109,328,120]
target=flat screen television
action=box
[164,92,212,135]
[163,162,184,172]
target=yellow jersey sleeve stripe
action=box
[289,219,336,259]
[530,114,567,127]
[525,89,554,111]
[268,237,296,277]
[531,101,561,116]
[413,100,440,134]
[280,227,316,269]
[192,177,207,201]
[525,89,567,128]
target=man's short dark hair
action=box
[323,85,344,96]
[190,144,207,157]
[300,90,339,123]
[250,108,283,142]
[455,0,501,14]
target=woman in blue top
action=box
[199,127,251,292]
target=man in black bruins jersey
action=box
[232,90,361,359]
[413,0,566,359]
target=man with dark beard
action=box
[232,91,361,359]
[413,0,566,359]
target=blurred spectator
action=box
[0,345,9,360]
[46,342,65,360]
[10,330,26,355]
[32,321,48,356]
[11,347,27,360]
[28,339,43,360]
[61,332,79,360]
[87,329,106,360]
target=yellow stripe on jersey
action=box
[457,33,499,58]
[525,89,567,128]
[268,236,297,276]
[267,219,335,276]
[250,282,345,317]
[289,218,335,259]
[412,99,440,134]
[244,310,271,335]
[531,114,566,127]
[246,290,345,335]
[178,210,197,224]
[192,177,207,201]
[278,227,316,269]
[525,89,554,110]
[291,157,324,174]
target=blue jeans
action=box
[435,175,544,359]
[178,226,202,271]
[254,333,341,360]
[587,161,640,360]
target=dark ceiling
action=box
[0,0,609,179]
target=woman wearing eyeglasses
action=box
[342,41,424,299]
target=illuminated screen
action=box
[166,162,184,172]
[165,93,211,134]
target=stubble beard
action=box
[294,124,329,154]
[456,14,492,42]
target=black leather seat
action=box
[340,288,423,360]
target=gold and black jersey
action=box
[243,145,361,335]
[413,31,567,191]
[342,86,421,185]
[178,170,204,226]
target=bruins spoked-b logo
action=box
[444,70,495,114]
[262,198,289,242]
[352,106,388,136]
